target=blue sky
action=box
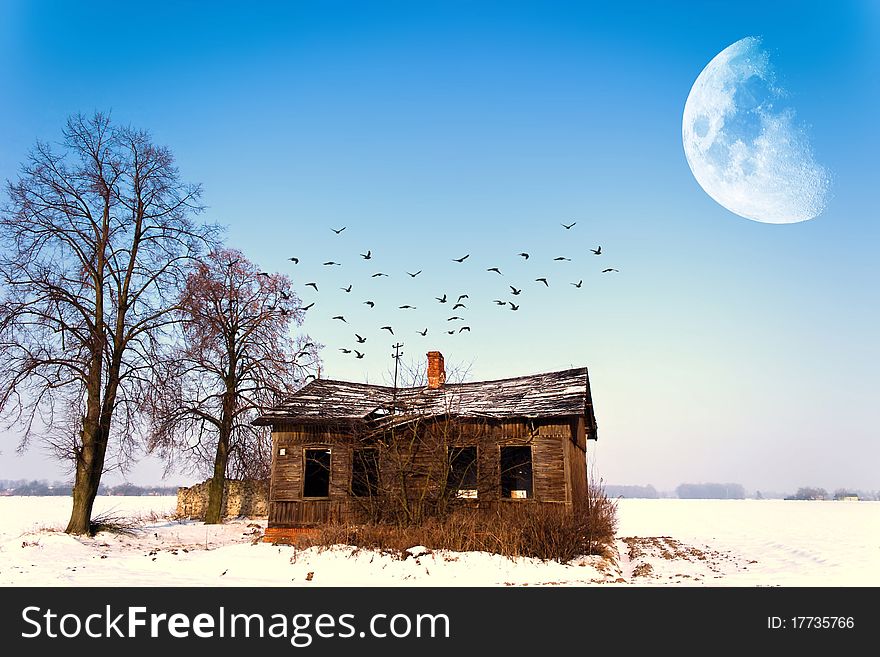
[1,1,877,493]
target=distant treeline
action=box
[605,482,880,500]
[604,484,664,499]
[676,482,746,499]
[785,487,880,501]
[604,483,746,499]
[0,479,181,496]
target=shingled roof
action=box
[253,366,595,426]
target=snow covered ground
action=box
[1,496,877,586]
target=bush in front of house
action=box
[295,481,617,563]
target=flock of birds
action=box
[276,222,619,360]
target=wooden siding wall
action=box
[270,425,354,502]
[268,418,585,528]
[565,432,588,508]
[269,500,370,527]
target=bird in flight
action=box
[288,257,299,264]
[341,284,352,293]
[452,303,466,310]
[457,294,469,302]
[363,300,375,308]
[591,246,602,255]
[554,256,571,261]
[509,302,520,311]
[452,254,470,263]
[459,326,471,333]
[372,272,388,278]
[399,305,416,310]
[509,285,521,296]
[518,252,530,260]
[332,315,347,323]
[340,348,352,354]
[354,350,365,359]
[407,270,422,277]
[355,334,366,343]
[302,342,315,350]
[332,226,347,234]
[571,280,583,288]
[436,294,447,303]
[447,316,464,321]
[417,328,428,336]
[487,267,502,275]
[298,303,315,312]
[380,326,394,334]
[446,330,455,335]
[493,299,507,305]
[360,250,372,259]
[561,221,576,230]
[535,277,549,287]
[258,272,270,277]
[323,261,341,266]
[306,282,318,291]
[602,268,619,273]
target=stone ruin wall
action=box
[176,478,269,519]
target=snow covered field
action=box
[1,496,877,586]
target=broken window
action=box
[446,446,478,498]
[351,448,379,497]
[500,446,533,499]
[303,448,331,498]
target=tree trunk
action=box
[205,375,236,525]
[65,422,109,535]
[204,429,230,524]
[66,353,120,535]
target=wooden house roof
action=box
[253,367,596,430]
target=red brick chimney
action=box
[426,351,446,389]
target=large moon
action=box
[682,37,829,224]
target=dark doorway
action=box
[303,448,331,498]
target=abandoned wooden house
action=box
[254,351,598,542]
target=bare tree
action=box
[0,112,217,534]
[146,248,319,524]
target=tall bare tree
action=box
[0,112,216,534]
[146,248,319,524]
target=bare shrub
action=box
[89,511,142,537]
[296,481,617,563]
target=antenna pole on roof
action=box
[391,342,404,409]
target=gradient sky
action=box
[1,1,877,494]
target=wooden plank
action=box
[562,431,572,504]
[565,438,588,508]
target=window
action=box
[500,446,532,499]
[303,448,331,498]
[447,446,478,498]
[351,448,379,497]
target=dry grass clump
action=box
[296,483,617,563]
[89,511,142,537]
